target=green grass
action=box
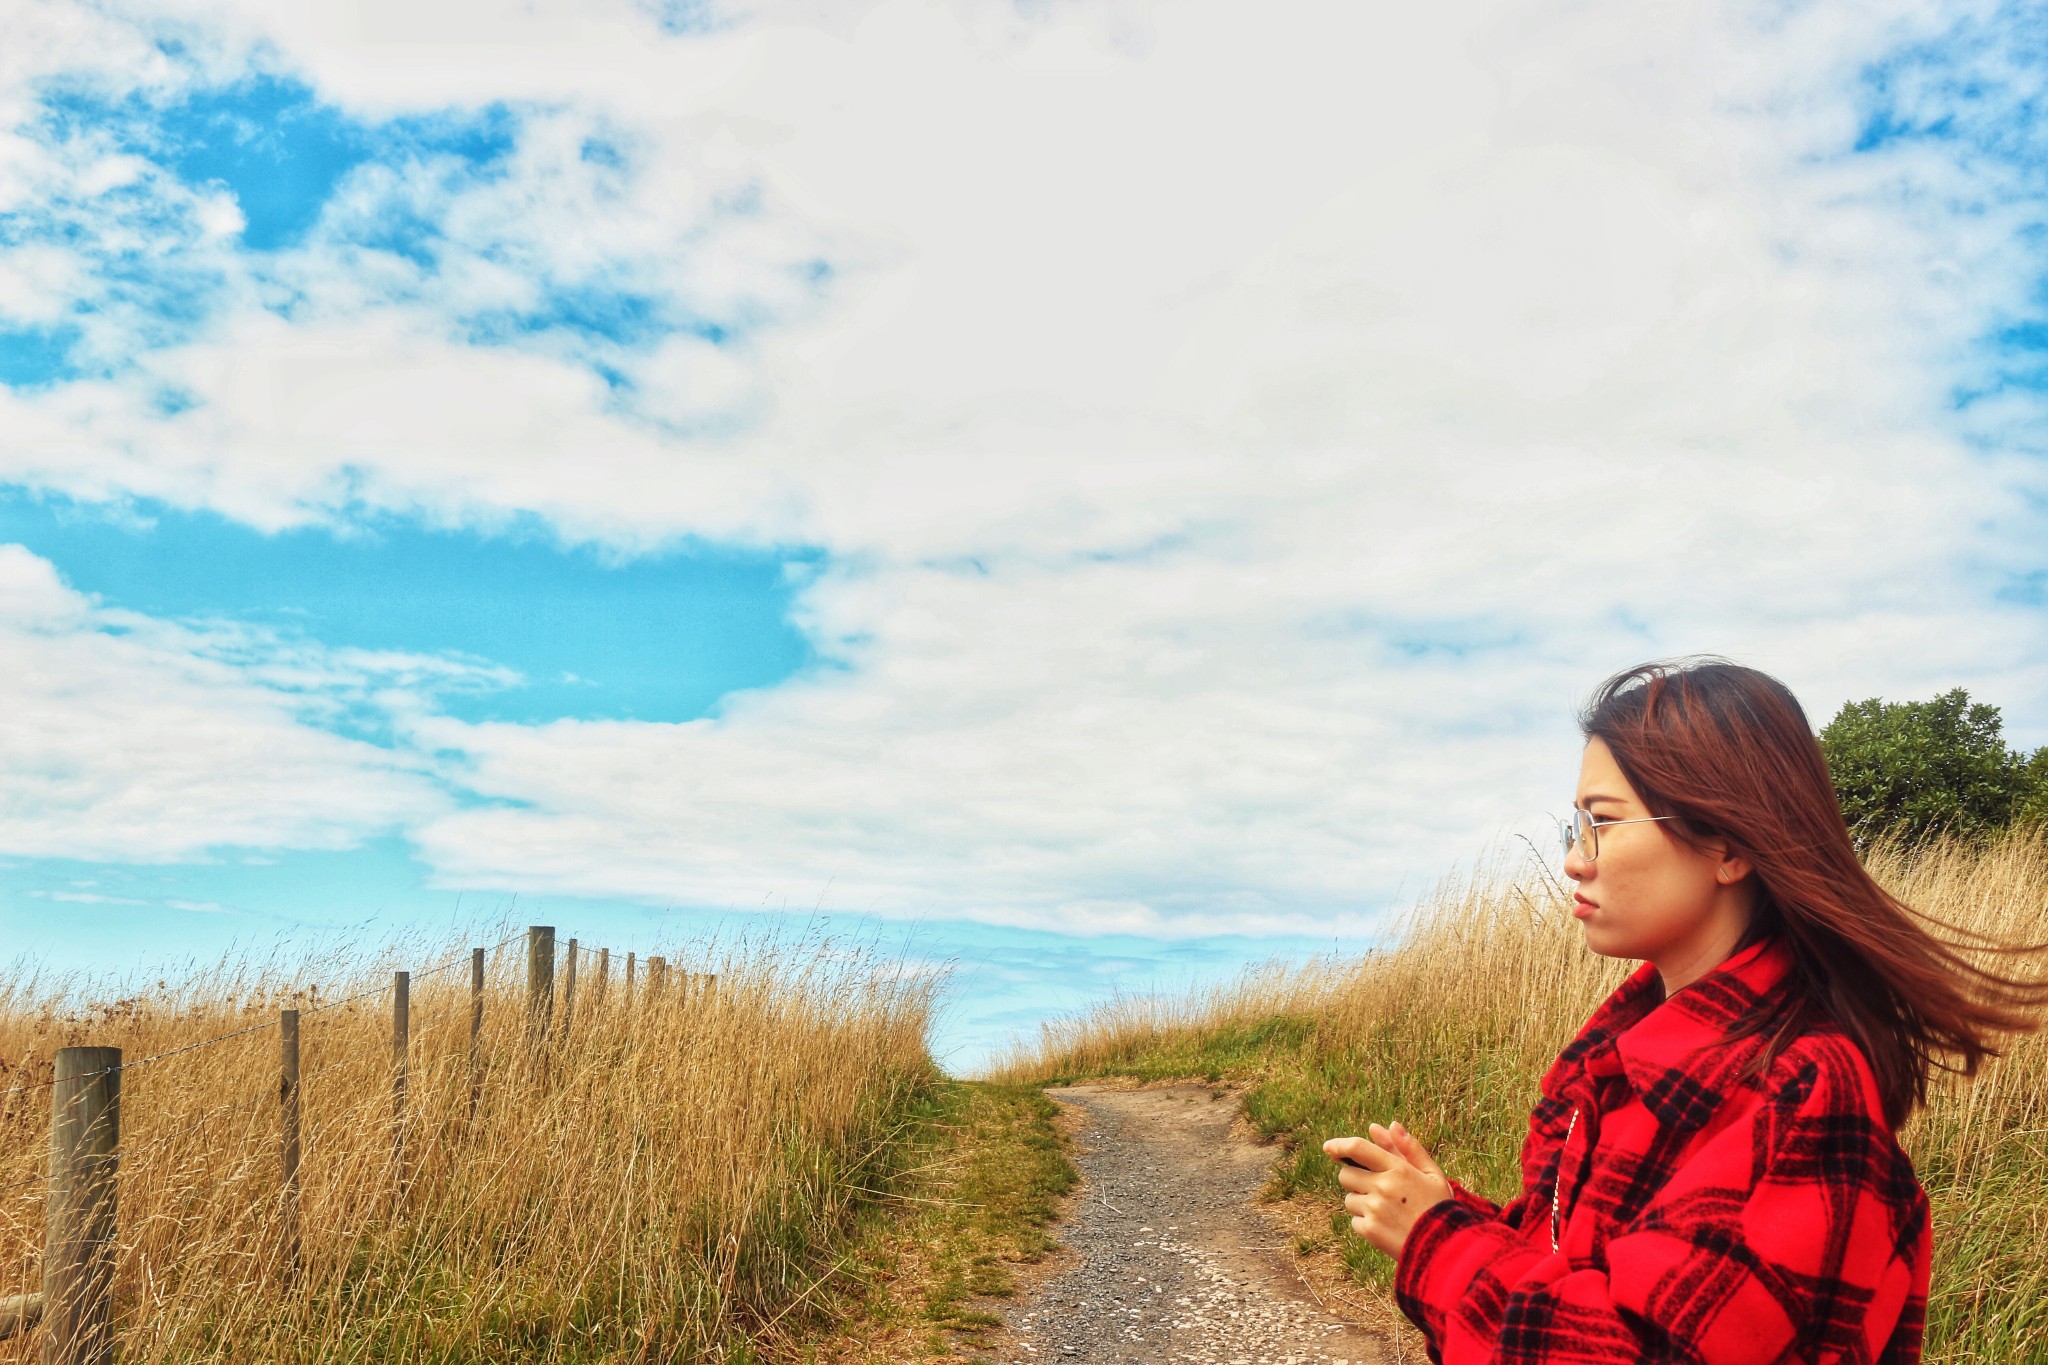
[904,1081,1076,1343]
[261,1063,957,1365]
[306,1074,1077,1365]
[1029,1014,1322,1089]
[794,1079,1077,1362]
[1910,1110,2048,1360]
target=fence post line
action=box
[624,952,636,1034]
[562,938,578,1040]
[595,947,610,1012]
[280,1009,301,1281]
[526,926,555,1080]
[469,948,485,1123]
[392,971,410,1212]
[44,1045,120,1365]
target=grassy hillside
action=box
[0,933,962,1363]
[993,831,2048,1362]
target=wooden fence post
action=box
[468,948,484,1123]
[0,1296,41,1342]
[392,971,409,1211]
[43,1046,120,1365]
[562,938,578,1040]
[648,956,667,997]
[280,1009,301,1281]
[624,952,635,1001]
[527,927,555,1079]
[595,947,610,1012]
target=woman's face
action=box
[1567,737,1753,991]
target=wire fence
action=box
[0,932,532,1108]
[0,926,710,1363]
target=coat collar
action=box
[1560,937,1795,1134]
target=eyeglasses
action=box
[1556,808,1676,862]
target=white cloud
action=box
[40,890,149,906]
[0,243,85,323]
[1,0,2044,934]
[0,545,457,862]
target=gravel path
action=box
[981,1084,1388,1365]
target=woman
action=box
[1324,659,2044,1363]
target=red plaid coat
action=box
[1395,938,1930,1363]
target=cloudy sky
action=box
[2,0,2043,1069]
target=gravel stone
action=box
[980,1084,1387,1364]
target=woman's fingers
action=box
[1331,1122,1457,1261]
[1344,1186,1401,1215]
[1332,1152,1382,1194]
[1329,1127,1438,1178]
[1365,1120,1445,1180]
[1323,1134,1399,1174]
[1387,1122,1445,1179]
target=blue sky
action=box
[0,833,1361,1070]
[0,492,816,724]
[1,0,2044,1070]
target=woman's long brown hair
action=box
[1582,658,2048,1129]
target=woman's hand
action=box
[1323,1121,1452,1259]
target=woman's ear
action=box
[1715,853,1753,886]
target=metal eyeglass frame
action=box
[1557,809,1676,862]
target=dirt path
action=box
[978,1083,1389,1365]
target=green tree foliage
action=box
[1819,689,2044,844]
[2019,746,2048,830]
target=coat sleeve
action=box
[1394,1040,1929,1364]
[1446,1180,1503,1218]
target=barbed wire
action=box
[112,1016,281,1075]
[0,1015,280,1104]
[0,930,535,1101]
[0,928,692,1201]
[294,978,394,1017]
[0,1073,59,1106]
[300,929,528,1016]
[0,1085,275,1199]
[112,1088,273,1169]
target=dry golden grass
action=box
[994,829,2048,1362]
[0,929,939,1363]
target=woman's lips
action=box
[1572,895,1597,920]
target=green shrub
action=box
[1819,689,2042,844]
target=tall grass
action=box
[0,931,940,1363]
[994,830,2048,1362]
